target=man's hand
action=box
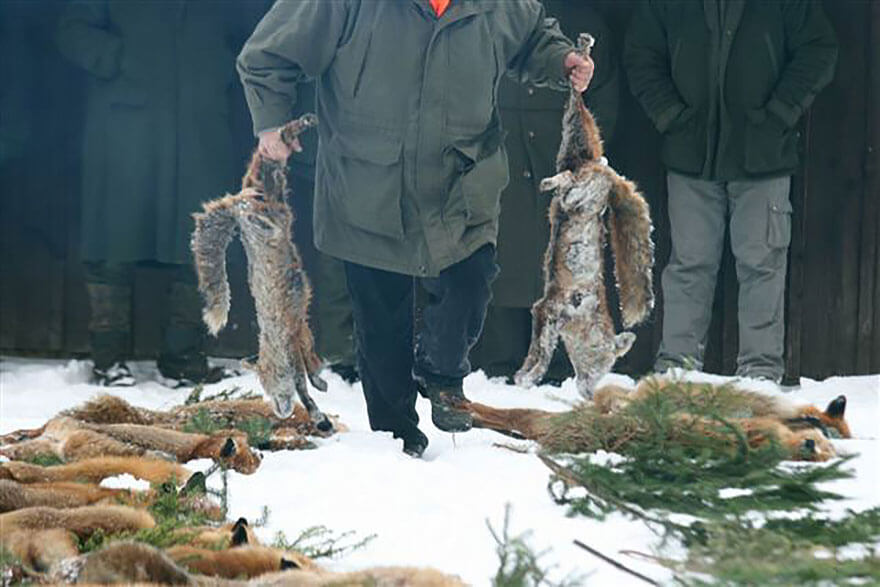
[257,128,302,161]
[564,51,594,93]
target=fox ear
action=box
[825,395,846,418]
[231,522,249,546]
[220,437,236,458]
[233,517,248,528]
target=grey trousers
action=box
[655,172,792,381]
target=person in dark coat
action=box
[57,2,257,386]
[471,2,620,383]
[237,0,594,457]
[625,0,837,383]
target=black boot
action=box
[399,427,428,458]
[93,360,136,387]
[158,273,239,387]
[424,383,473,433]
[90,330,135,387]
[86,273,134,386]
[157,350,233,387]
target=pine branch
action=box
[573,540,659,586]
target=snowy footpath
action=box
[1,357,877,585]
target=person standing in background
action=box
[471,2,620,384]
[625,1,837,383]
[57,2,260,386]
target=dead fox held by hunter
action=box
[516,33,654,399]
[191,115,332,430]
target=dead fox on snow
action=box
[465,379,851,461]
[0,416,261,474]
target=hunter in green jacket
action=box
[238,0,591,456]
[238,0,578,277]
[625,0,837,383]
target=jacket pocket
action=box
[661,106,705,175]
[323,130,405,239]
[447,130,509,227]
[744,109,798,174]
[767,198,792,248]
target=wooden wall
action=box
[1,1,877,379]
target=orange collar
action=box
[429,0,450,17]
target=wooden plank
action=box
[799,0,867,378]
[785,146,809,382]
[856,1,880,373]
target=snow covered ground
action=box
[1,357,877,585]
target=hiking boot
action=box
[425,383,473,433]
[158,353,239,388]
[93,362,136,387]
[401,428,429,458]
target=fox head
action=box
[790,395,851,440]
[821,395,851,438]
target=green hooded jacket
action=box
[237,0,574,276]
[624,0,837,180]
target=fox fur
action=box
[0,416,261,474]
[0,505,155,571]
[58,393,339,439]
[3,528,81,574]
[465,379,851,462]
[0,479,130,512]
[593,379,852,444]
[191,114,331,429]
[515,34,654,399]
[48,541,193,585]
[47,541,464,586]
[0,455,192,485]
[166,544,314,579]
[253,567,467,586]
[177,517,261,550]
[0,476,222,521]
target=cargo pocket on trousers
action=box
[767,198,792,248]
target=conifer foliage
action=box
[537,379,879,584]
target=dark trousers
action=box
[344,245,498,439]
[83,261,204,371]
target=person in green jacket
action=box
[238,0,593,457]
[57,2,259,386]
[625,0,837,383]
[471,2,620,383]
